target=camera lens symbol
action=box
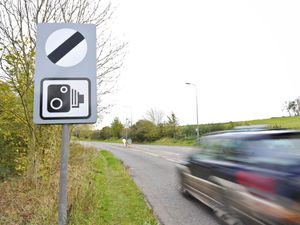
[47,84,71,113]
[60,86,68,93]
[50,98,63,110]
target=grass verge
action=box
[68,150,158,225]
[82,137,196,147]
[148,137,195,146]
[0,144,158,225]
[72,137,123,144]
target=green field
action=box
[145,116,300,146]
[219,116,300,129]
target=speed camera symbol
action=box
[41,78,90,119]
[47,85,84,113]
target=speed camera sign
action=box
[41,78,90,119]
[33,23,97,124]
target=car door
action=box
[187,137,226,202]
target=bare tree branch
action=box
[144,108,165,125]
[0,0,126,182]
[0,0,126,121]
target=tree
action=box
[283,98,300,116]
[167,112,179,126]
[295,98,300,116]
[0,0,126,182]
[111,117,124,138]
[164,112,179,138]
[130,120,159,142]
[144,108,165,125]
[99,126,112,140]
[0,81,27,179]
[283,101,292,117]
[75,125,93,139]
[91,130,101,140]
[0,0,126,119]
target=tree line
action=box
[73,109,237,143]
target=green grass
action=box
[72,136,123,144]
[86,137,195,147]
[68,150,158,225]
[148,137,195,146]
[79,138,124,144]
[0,145,158,225]
[232,116,300,129]
[149,116,300,146]
[96,138,123,144]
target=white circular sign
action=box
[45,28,87,67]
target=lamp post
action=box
[125,118,129,140]
[185,82,199,140]
[124,118,129,148]
[123,105,133,127]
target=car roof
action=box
[202,129,300,140]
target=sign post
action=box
[58,124,69,225]
[33,23,97,225]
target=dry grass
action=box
[0,143,97,225]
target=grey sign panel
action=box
[33,23,97,124]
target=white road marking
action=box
[130,147,183,164]
[133,148,160,157]
[159,151,182,156]
[82,142,187,164]
[165,158,180,163]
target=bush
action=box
[90,130,101,140]
[99,126,113,140]
[130,120,160,142]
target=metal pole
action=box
[195,85,199,140]
[130,110,133,127]
[185,82,199,141]
[125,118,128,148]
[58,124,70,225]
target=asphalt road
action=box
[80,141,221,225]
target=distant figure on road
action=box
[127,138,132,147]
[122,138,127,147]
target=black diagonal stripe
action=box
[48,31,85,64]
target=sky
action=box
[99,0,300,128]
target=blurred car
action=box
[178,127,300,225]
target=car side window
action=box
[221,139,244,161]
[243,139,300,166]
[199,137,226,159]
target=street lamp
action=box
[125,118,129,148]
[125,118,130,137]
[123,105,133,127]
[185,82,199,140]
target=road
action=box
[80,141,221,225]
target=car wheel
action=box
[209,178,243,225]
[179,176,191,198]
[180,185,191,198]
